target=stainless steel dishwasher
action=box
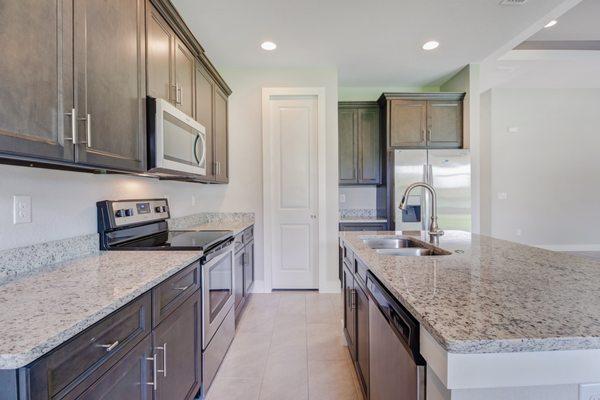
[367,271,426,400]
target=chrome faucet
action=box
[399,182,444,237]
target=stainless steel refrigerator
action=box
[393,149,471,232]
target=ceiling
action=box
[172,0,570,87]
[527,0,600,41]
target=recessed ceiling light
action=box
[261,41,277,51]
[422,41,440,51]
[544,20,557,28]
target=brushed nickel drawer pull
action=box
[65,108,78,144]
[99,340,119,352]
[174,285,190,291]
[156,342,167,377]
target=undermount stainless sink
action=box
[362,237,419,249]
[376,248,435,256]
[361,236,451,256]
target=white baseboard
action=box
[249,280,341,294]
[536,244,600,252]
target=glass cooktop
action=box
[114,230,233,251]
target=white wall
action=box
[482,88,600,249]
[339,186,377,210]
[0,66,340,292]
[441,64,481,234]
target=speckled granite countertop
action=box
[0,250,201,369]
[185,220,254,235]
[340,230,600,354]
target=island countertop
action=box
[0,250,201,369]
[340,230,600,354]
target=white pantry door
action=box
[267,95,319,289]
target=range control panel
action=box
[97,199,170,229]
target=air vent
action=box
[499,0,528,5]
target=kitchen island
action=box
[340,230,600,400]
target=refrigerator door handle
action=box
[428,164,433,186]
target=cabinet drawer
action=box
[29,293,151,399]
[342,242,354,267]
[355,258,368,287]
[152,261,200,327]
[242,227,253,243]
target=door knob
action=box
[310,214,317,219]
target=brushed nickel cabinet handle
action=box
[99,340,119,352]
[146,353,158,390]
[156,342,167,377]
[176,84,182,105]
[174,285,190,291]
[65,108,78,144]
[78,114,91,147]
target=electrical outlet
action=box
[13,195,32,224]
[515,229,522,236]
[191,195,196,206]
[497,192,508,200]
[339,194,346,203]
[507,126,520,133]
[580,383,600,400]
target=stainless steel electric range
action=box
[97,198,235,394]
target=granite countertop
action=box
[340,230,600,354]
[0,250,201,369]
[339,216,388,224]
[185,220,254,235]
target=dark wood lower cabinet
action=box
[153,291,201,400]
[75,335,153,400]
[233,227,255,323]
[339,222,388,231]
[234,249,245,311]
[343,264,356,360]
[243,240,254,294]
[356,282,370,397]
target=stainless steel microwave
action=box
[147,97,206,177]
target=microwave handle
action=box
[193,134,206,167]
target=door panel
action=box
[358,107,381,184]
[234,250,244,311]
[76,335,153,400]
[269,97,319,289]
[213,87,228,182]
[244,241,254,294]
[393,149,428,230]
[427,149,471,231]
[356,283,369,395]
[389,100,427,148]
[427,100,462,148]
[174,39,195,116]
[195,64,214,180]
[154,291,201,400]
[146,2,174,102]
[339,109,357,184]
[343,265,356,360]
[74,0,146,172]
[0,0,73,162]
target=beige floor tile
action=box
[308,359,358,400]
[237,311,276,334]
[307,323,347,361]
[217,333,271,379]
[205,376,261,400]
[260,345,308,400]
[271,322,307,348]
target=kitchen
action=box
[1,0,600,399]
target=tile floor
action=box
[205,291,364,400]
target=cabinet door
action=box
[234,250,244,311]
[358,107,381,184]
[174,38,195,117]
[213,87,229,183]
[339,109,358,184]
[389,100,427,148]
[244,241,254,294]
[0,0,74,162]
[153,291,201,400]
[343,265,356,360]
[73,0,146,172]
[427,100,463,148]
[355,283,370,395]
[195,63,215,180]
[76,335,153,400]
[146,2,175,102]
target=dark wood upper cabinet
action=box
[379,93,465,150]
[339,102,382,185]
[0,0,74,162]
[73,0,146,172]
[338,109,358,184]
[389,99,427,148]
[213,87,229,183]
[195,63,215,180]
[146,2,175,102]
[174,39,195,117]
[427,100,463,148]
[153,291,201,400]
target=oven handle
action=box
[204,240,234,264]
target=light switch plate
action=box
[580,383,600,400]
[13,195,32,224]
[497,192,508,200]
[507,126,520,133]
[339,194,346,203]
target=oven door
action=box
[149,97,206,176]
[202,245,234,348]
